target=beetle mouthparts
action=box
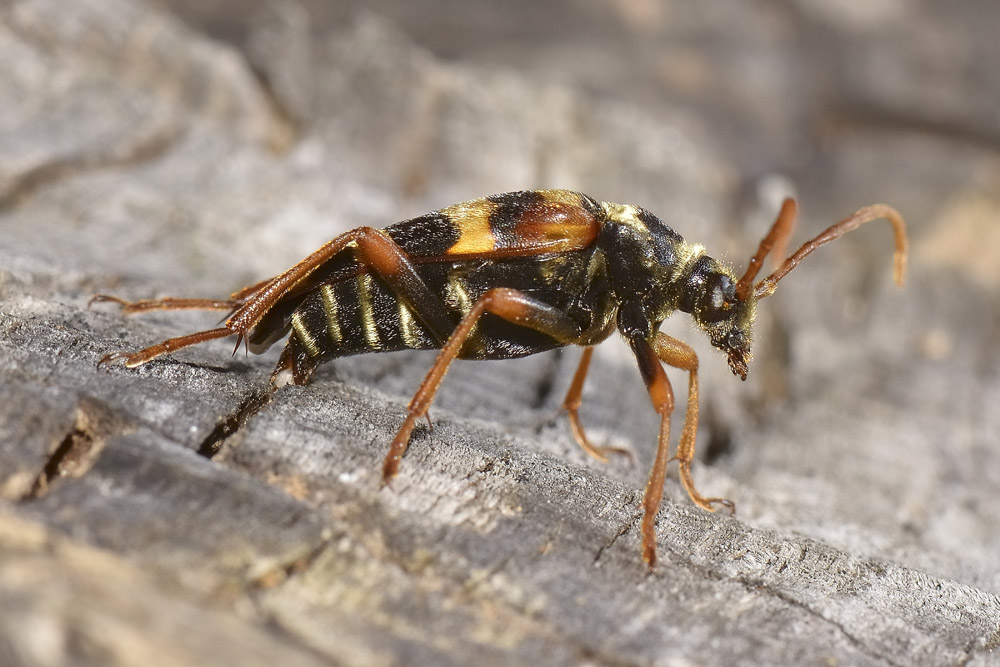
[727,351,749,381]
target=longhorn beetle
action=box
[95,190,907,567]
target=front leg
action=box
[652,333,734,515]
[628,336,676,569]
[631,333,734,569]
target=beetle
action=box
[95,189,907,567]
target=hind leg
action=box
[270,336,319,388]
[91,286,259,368]
[97,226,458,371]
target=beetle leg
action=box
[227,278,274,301]
[628,336,676,569]
[98,227,459,370]
[631,333,735,568]
[562,346,631,462]
[652,333,735,516]
[90,294,243,314]
[271,335,318,388]
[91,276,274,314]
[97,327,233,369]
[382,287,582,483]
[229,227,456,344]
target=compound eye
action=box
[700,274,736,323]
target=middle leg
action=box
[562,346,631,462]
[382,287,583,483]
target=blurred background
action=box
[166,0,999,211]
[2,1,999,665]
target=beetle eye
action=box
[700,274,735,323]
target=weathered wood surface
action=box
[2,1,999,665]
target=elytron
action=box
[95,189,907,567]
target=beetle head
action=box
[677,255,756,380]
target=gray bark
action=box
[2,1,999,665]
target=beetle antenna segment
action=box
[752,204,908,301]
[735,198,799,301]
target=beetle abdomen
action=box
[287,249,610,363]
[288,271,439,361]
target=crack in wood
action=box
[27,426,94,499]
[748,579,910,667]
[593,507,642,565]
[23,397,125,500]
[250,537,332,590]
[655,530,916,667]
